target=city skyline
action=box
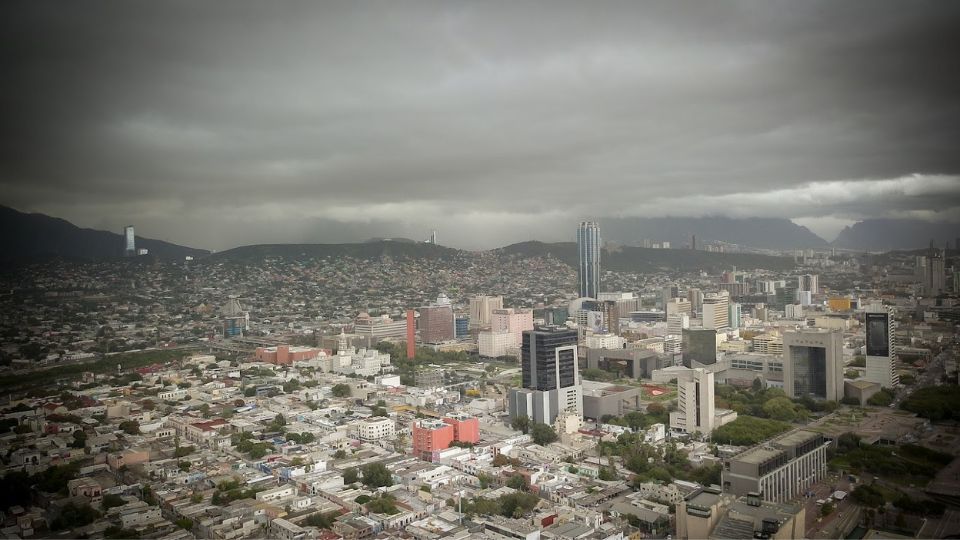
[2,3,960,250]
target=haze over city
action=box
[2,4,960,540]
[3,2,960,250]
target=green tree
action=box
[119,420,140,435]
[510,415,531,434]
[507,475,528,491]
[343,467,359,484]
[867,388,895,407]
[361,462,393,487]
[762,396,798,422]
[175,518,193,530]
[366,494,399,515]
[51,502,100,530]
[102,493,125,510]
[331,384,351,397]
[71,430,88,448]
[598,467,618,481]
[530,423,558,446]
[333,449,347,460]
[304,510,341,529]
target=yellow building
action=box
[828,297,852,312]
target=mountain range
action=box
[599,216,829,250]
[832,219,960,251]
[0,205,209,261]
[2,205,956,262]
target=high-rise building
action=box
[662,284,680,309]
[683,328,717,367]
[667,313,690,337]
[468,295,504,330]
[921,254,946,296]
[597,292,640,316]
[687,288,704,316]
[123,225,136,257]
[783,328,843,401]
[666,298,692,318]
[508,327,581,425]
[702,291,730,330]
[864,304,898,388]
[455,316,469,339]
[797,274,819,295]
[419,304,454,344]
[669,368,717,435]
[478,307,533,358]
[728,302,742,329]
[405,309,416,359]
[220,297,249,338]
[577,221,601,299]
[354,312,408,342]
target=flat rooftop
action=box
[733,430,821,465]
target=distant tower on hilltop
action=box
[123,225,136,257]
[577,221,600,299]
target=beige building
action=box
[721,430,828,502]
[356,417,396,442]
[677,487,806,540]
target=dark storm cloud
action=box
[2,1,959,248]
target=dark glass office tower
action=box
[521,327,579,391]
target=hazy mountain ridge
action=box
[832,219,960,251]
[209,241,461,262]
[498,241,797,272]
[599,216,829,250]
[0,205,210,261]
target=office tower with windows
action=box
[797,274,819,295]
[783,328,843,401]
[702,291,730,330]
[865,304,899,388]
[419,304,454,344]
[469,295,504,330]
[670,368,716,435]
[577,221,601,299]
[682,328,717,367]
[508,327,582,424]
[922,254,946,296]
[123,225,136,257]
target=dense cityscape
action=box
[0,218,958,540]
[4,2,960,539]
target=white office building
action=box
[864,304,899,388]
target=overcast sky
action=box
[2,1,960,250]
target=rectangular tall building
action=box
[702,292,730,330]
[865,304,899,388]
[468,295,504,330]
[783,328,843,401]
[508,327,581,425]
[683,328,717,367]
[123,225,136,257]
[669,368,716,435]
[577,221,601,299]
[419,305,454,344]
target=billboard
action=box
[865,312,889,357]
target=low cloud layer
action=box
[2,2,959,249]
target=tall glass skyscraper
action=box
[577,221,600,299]
[123,225,136,257]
